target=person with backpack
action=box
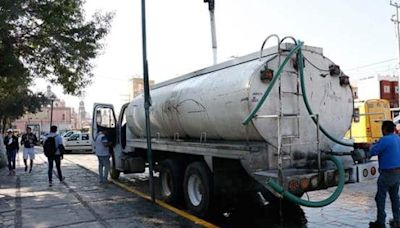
[21,127,38,173]
[4,129,19,176]
[43,125,65,187]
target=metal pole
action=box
[391,1,400,107]
[50,99,54,131]
[141,0,155,202]
[205,0,217,65]
[209,9,217,65]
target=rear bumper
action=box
[253,161,378,196]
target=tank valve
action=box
[260,66,274,83]
[339,75,350,86]
[329,64,341,76]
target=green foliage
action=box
[0,0,113,95]
[0,0,112,129]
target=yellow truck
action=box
[346,99,391,143]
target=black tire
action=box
[110,157,120,180]
[183,162,213,217]
[159,159,184,204]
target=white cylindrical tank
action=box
[126,44,353,153]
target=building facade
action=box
[131,77,155,98]
[353,75,399,108]
[76,100,91,130]
[12,86,77,134]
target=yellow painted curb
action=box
[110,179,218,228]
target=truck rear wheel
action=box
[183,162,213,217]
[159,159,183,203]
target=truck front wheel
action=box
[159,159,183,204]
[110,158,120,180]
[183,162,213,217]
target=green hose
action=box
[242,40,350,207]
[296,48,353,147]
[242,41,354,148]
[242,42,304,125]
[267,155,345,207]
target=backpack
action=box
[43,136,56,157]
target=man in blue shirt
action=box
[369,121,400,228]
[94,130,111,183]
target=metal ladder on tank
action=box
[257,35,322,187]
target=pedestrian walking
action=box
[4,129,19,176]
[21,127,38,173]
[369,121,400,228]
[94,130,111,183]
[43,125,65,187]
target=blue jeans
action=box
[97,156,110,182]
[48,155,63,182]
[6,149,17,171]
[375,172,400,224]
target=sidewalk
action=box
[0,150,196,228]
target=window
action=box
[62,114,65,121]
[69,134,79,141]
[96,108,115,128]
[384,85,391,93]
[82,134,89,140]
[396,86,399,94]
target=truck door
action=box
[92,103,121,173]
[117,103,130,150]
[92,103,117,142]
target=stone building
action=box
[13,86,76,134]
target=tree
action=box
[0,0,113,95]
[0,89,49,133]
[0,0,113,131]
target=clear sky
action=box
[32,0,400,114]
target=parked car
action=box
[63,132,92,153]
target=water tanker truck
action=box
[92,36,377,216]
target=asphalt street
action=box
[0,148,394,228]
[0,150,199,228]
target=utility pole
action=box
[391,0,400,108]
[204,0,217,65]
[141,0,155,202]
